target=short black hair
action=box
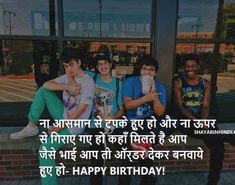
[139,55,159,72]
[182,53,200,66]
[61,48,82,63]
[94,52,111,65]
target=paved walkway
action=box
[0,172,235,185]
[0,78,36,102]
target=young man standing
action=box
[120,55,167,185]
[9,48,95,185]
[88,52,124,185]
[173,53,226,185]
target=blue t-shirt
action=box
[86,72,123,128]
[123,76,166,119]
[85,70,96,78]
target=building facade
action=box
[0,0,235,123]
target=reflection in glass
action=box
[63,0,151,38]
[0,40,59,102]
[178,0,235,40]
[0,40,34,76]
[176,43,214,75]
[175,43,235,120]
[0,40,36,102]
[33,41,59,87]
[216,44,235,120]
[177,0,218,39]
[64,41,150,78]
[0,0,57,36]
[224,0,235,39]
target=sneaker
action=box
[9,126,39,140]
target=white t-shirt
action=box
[54,73,95,134]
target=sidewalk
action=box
[1,124,235,183]
[0,172,234,185]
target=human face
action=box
[184,60,198,78]
[97,59,112,76]
[140,64,156,77]
[63,59,81,77]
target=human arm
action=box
[152,85,166,117]
[200,80,211,119]
[43,75,80,95]
[123,93,152,110]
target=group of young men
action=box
[9,48,235,185]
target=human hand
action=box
[143,91,161,102]
[67,83,81,95]
[148,79,156,92]
[67,110,78,119]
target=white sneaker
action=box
[9,126,39,140]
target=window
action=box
[0,0,57,36]
[177,0,218,39]
[175,43,235,121]
[64,41,150,78]
[176,0,235,121]
[0,40,59,102]
[63,0,151,38]
[223,0,235,39]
